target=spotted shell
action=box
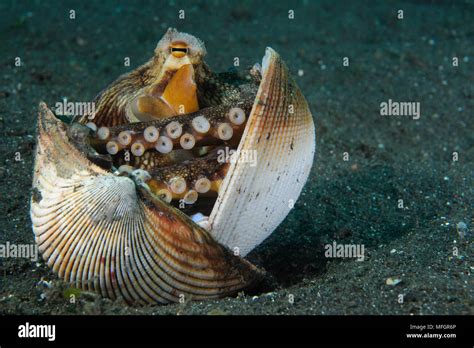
[30,47,315,304]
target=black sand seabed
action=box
[0,0,472,315]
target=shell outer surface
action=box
[209,48,316,257]
[29,38,316,304]
[30,103,264,305]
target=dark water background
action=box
[0,0,472,314]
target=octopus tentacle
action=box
[145,148,228,202]
[89,103,251,156]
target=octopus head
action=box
[154,27,206,70]
[130,28,207,121]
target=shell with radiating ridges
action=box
[209,48,316,257]
[30,43,316,305]
[30,103,264,305]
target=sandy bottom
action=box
[0,0,472,315]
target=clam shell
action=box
[208,48,316,256]
[30,103,264,305]
[30,46,315,305]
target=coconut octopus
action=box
[30,28,315,305]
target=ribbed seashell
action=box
[209,48,315,256]
[30,103,264,305]
[30,33,315,305]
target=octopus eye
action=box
[170,42,189,58]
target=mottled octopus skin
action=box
[30,29,315,305]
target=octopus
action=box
[30,28,316,305]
